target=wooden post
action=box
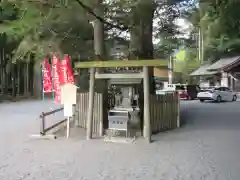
[40,112,45,135]
[86,67,96,140]
[143,66,151,143]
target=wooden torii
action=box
[74,59,168,143]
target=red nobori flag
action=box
[42,58,52,93]
[52,55,61,104]
[59,58,68,85]
[64,55,75,84]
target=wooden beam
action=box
[75,59,168,68]
[95,72,144,79]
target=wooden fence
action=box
[74,92,180,136]
[75,92,104,136]
[150,93,180,134]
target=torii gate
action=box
[74,59,168,143]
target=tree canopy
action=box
[0,0,189,62]
[184,0,240,62]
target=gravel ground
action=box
[1,100,240,180]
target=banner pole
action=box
[51,57,55,102]
[41,65,45,101]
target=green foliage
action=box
[0,0,192,64]
[0,0,96,62]
[185,0,240,62]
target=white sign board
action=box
[64,103,73,117]
[60,83,77,105]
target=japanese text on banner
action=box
[42,59,52,93]
[52,55,61,104]
[64,55,75,84]
[60,58,68,84]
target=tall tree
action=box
[185,0,240,62]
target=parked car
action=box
[176,84,199,100]
[197,86,237,102]
[159,84,199,100]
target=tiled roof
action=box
[207,56,240,71]
[190,64,218,76]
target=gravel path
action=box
[1,100,240,180]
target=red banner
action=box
[59,58,68,85]
[42,59,52,93]
[52,55,61,104]
[64,55,75,84]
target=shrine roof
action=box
[190,64,218,76]
[207,56,240,71]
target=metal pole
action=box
[198,27,202,63]
[51,58,55,102]
[41,66,45,101]
[143,66,151,143]
[66,116,70,138]
[86,67,96,140]
[201,28,204,63]
[168,55,173,84]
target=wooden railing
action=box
[39,107,66,136]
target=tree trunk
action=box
[93,0,106,92]
[17,63,20,95]
[130,0,155,93]
[0,68,3,94]
[12,64,16,98]
[24,62,29,96]
[86,0,107,139]
[26,62,29,95]
[33,61,42,98]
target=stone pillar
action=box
[221,72,228,87]
[231,76,235,90]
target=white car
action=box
[197,87,237,102]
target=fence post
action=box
[40,112,46,135]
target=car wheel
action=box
[200,99,204,102]
[216,96,221,103]
[232,95,237,101]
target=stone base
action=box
[30,134,57,140]
[104,136,136,143]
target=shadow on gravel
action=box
[180,109,188,127]
[200,100,239,104]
